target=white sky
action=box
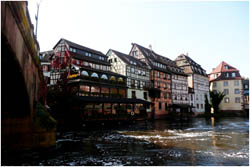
[28,0,249,77]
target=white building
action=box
[175,54,210,114]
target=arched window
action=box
[118,77,124,83]
[101,74,108,80]
[91,72,99,78]
[81,70,89,76]
[110,76,116,81]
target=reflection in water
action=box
[2,117,249,166]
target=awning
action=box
[71,96,152,104]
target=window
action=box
[118,77,124,83]
[131,79,135,88]
[135,80,138,88]
[103,66,107,71]
[114,58,117,62]
[225,73,229,78]
[163,73,166,79]
[163,93,167,99]
[131,67,135,73]
[224,89,229,95]
[81,70,89,76]
[234,89,240,94]
[234,80,239,86]
[224,97,230,103]
[224,65,228,69]
[191,95,193,101]
[132,91,136,99]
[144,92,148,100]
[157,82,160,88]
[159,102,162,110]
[110,76,116,81]
[197,104,199,109]
[165,103,168,111]
[91,73,99,78]
[157,71,160,78]
[235,97,241,103]
[133,50,138,57]
[164,83,167,89]
[224,81,228,86]
[232,72,236,77]
[213,82,217,88]
[101,74,108,80]
[201,104,203,109]
[245,84,248,89]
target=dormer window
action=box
[224,65,228,69]
[232,72,236,77]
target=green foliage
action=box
[210,91,225,115]
[34,102,57,131]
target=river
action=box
[2,117,249,166]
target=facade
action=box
[209,61,243,112]
[40,50,53,85]
[175,54,210,114]
[242,79,249,112]
[107,49,152,115]
[167,64,189,112]
[44,38,150,121]
[129,43,188,119]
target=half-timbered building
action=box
[45,38,150,121]
[107,49,152,117]
[175,54,210,114]
[129,43,173,119]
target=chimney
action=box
[149,44,152,51]
[212,68,215,71]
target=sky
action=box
[28,0,249,77]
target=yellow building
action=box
[209,61,243,111]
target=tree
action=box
[204,94,211,116]
[210,91,225,116]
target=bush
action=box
[33,102,57,131]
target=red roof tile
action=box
[210,61,239,74]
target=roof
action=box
[132,43,187,76]
[175,54,208,76]
[109,49,149,69]
[209,61,242,82]
[70,52,111,66]
[210,61,239,74]
[53,38,106,57]
[40,50,54,62]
